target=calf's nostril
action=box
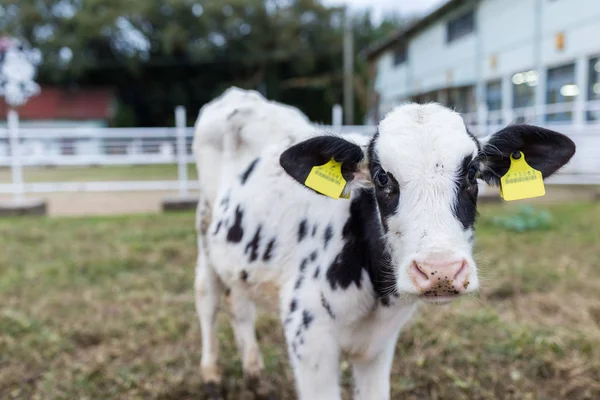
[453,260,469,281]
[411,261,429,281]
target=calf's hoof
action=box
[203,381,223,400]
[201,364,223,400]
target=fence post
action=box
[332,104,343,132]
[8,108,24,202]
[175,105,188,197]
[477,102,488,136]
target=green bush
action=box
[491,205,552,232]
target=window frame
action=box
[486,79,503,112]
[392,45,408,67]
[446,10,475,44]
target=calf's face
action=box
[280,103,575,303]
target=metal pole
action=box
[8,108,24,202]
[343,8,354,125]
[175,106,188,197]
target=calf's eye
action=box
[376,172,389,187]
[467,165,479,183]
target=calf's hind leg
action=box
[194,233,224,387]
[228,284,264,380]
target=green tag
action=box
[500,153,545,201]
[305,158,349,199]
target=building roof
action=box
[362,0,467,61]
[1,86,116,120]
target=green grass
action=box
[1,203,600,399]
[0,164,197,183]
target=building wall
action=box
[409,2,477,94]
[372,0,600,121]
[479,0,537,79]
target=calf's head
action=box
[280,103,575,303]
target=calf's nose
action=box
[410,258,470,296]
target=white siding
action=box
[375,53,409,109]
[541,0,600,66]
[410,21,477,92]
[479,0,536,78]
[372,0,600,115]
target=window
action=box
[447,10,475,43]
[413,90,438,104]
[512,70,537,108]
[447,86,475,113]
[486,80,502,111]
[546,63,576,122]
[393,45,407,66]
[486,80,502,124]
[588,57,600,121]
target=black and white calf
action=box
[193,88,575,400]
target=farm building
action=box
[363,0,600,126]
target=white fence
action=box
[0,104,599,199]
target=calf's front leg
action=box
[350,338,398,400]
[283,313,342,400]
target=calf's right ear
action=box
[279,135,370,195]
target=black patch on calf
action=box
[453,155,479,230]
[373,172,400,229]
[213,221,222,235]
[313,266,320,279]
[323,225,333,249]
[240,157,260,185]
[240,270,248,282]
[320,293,335,319]
[368,132,400,230]
[327,253,362,290]
[263,238,276,261]
[309,251,318,262]
[298,219,308,242]
[294,275,304,290]
[245,225,262,262]
[289,299,297,313]
[220,193,230,212]
[325,189,394,305]
[227,206,244,243]
[302,310,314,329]
[299,258,309,272]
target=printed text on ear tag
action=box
[305,158,348,199]
[500,152,545,201]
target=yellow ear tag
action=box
[305,158,350,200]
[500,152,545,201]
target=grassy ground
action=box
[1,202,600,399]
[0,164,197,183]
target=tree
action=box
[0,0,406,126]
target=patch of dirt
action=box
[0,191,189,216]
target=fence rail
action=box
[1,104,599,198]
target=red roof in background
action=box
[1,86,116,120]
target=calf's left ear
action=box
[279,135,371,195]
[478,124,576,185]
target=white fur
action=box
[193,91,481,400]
